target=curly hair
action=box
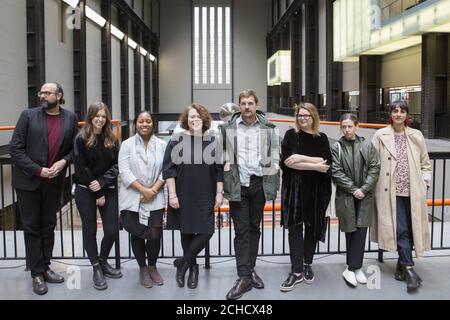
[178,103,212,134]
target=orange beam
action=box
[0,126,15,131]
[427,199,450,206]
[0,119,387,132]
[268,119,387,129]
[0,119,122,141]
[215,200,449,212]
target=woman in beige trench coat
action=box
[371,101,432,293]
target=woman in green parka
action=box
[331,114,380,287]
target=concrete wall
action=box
[129,48,135,122]
[302,4,306,96]
[233,0,271,111]
[159,0,192,113]
[45,0,75,113]
[87,0,100,11]
[341,45,422,93]
[140,56,145,111]
[86,20,102,106]
[0,0,28,139]
[318,0,327,94]
[111,37,122,119]
[342,62,359,92]
[0,0,28,206]
[152,0,160,36]
[144,0,151,30]
[382,45,421,88]
[160,0,271,113]
[134,0,143,18]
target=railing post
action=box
[204,241,211,269]
[115,234,121,269]
[378,249,384,263]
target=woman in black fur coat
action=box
[279,102,332,292]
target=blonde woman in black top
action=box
[280,103,332,292]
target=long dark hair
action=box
[81,102,117,149]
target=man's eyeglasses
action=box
[297,114,312,119]
[37,91,57,97]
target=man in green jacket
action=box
[220,89,280,300]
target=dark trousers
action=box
[180,233,213,266]
[288,224,316,273]
[229,176,265,278]
[75,186,119,265]
[16,183,62,278]
[396,196,414,266]
[345,227,368,270]
[120,210,162,268]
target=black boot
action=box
[92,263,108,290]
[187,263,199,289]
[99,257,123,279]
[395,262,404,281]
[175,259,190,288]
[403,266,420,292]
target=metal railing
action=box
[1,151,449,268]
[0,117,449,268]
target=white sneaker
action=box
[342,268,357,287]
[354,269,367,284]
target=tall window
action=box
[193,1,232,88]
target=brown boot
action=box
[139,267,153,288]
[148,265,164,285]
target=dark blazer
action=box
[10,106,79,191]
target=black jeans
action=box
[120,210,162,268]
[75,186,119,265]
[16,182,62,278]
[396,196,414,266]
[288,224,316,273]
[229,176,265,278]
[345,227,368,271]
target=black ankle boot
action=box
[403,266,420,292]
[93,263,107,290]
[187,263,199,289]
[175,260,190,288]
[395,262,404,281]
[99,258,123,279]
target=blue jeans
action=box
[396,196,414,266]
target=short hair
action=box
[294,102,321,136]
[238,89,258,105]
[179,103,212,134]
[49,82,65,105]
[339,113,359,126]
[390,100,409,114]
[133,111,155,137]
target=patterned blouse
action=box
[394,132,410,196]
